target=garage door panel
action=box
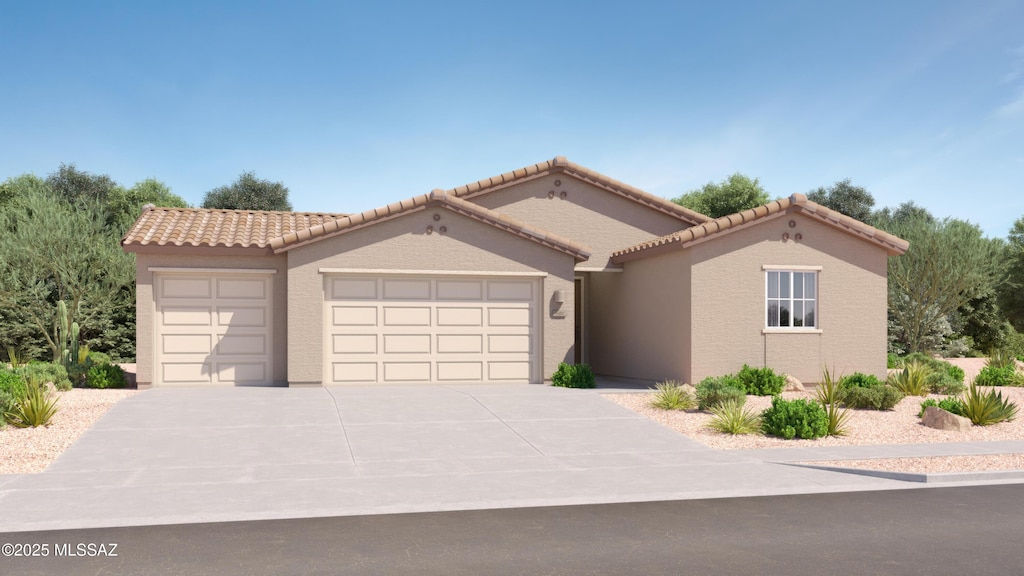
[217,334,266,355]
[488,307,531,327]
[332,306,377,326]
[217,362,266,383]
[437,280,483,300]
[326,276,538,384]
[163,334,212,355]
[383,362,431,382]
[162,278,211,299]
[162,362,212,383]
[487,281,532,301]
[333,362,378,382]
[332,334,377,354]
[488,361,531,381]
[217,307,266,327]
[437,307,483,326]
[489,334,531,354]
[437,334,483,354]
[383,334,431,354]
[437,362,483,381]
[383,279,430,300]
[156,273,271,386]
[383,307,431,326]
[162,307,212,326]
[331,278,377,299]
[217,278,266,299]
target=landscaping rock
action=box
[922,406,971,432]
[783,374,804,392]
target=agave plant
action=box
[986,348,1018,370]
[706,398,762,435]
[815,367,852,436]
[959,382,1018,426]
[887,361,931,397]
[649,380,697,411]
[3,378,60,428]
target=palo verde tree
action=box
[0,188,135,362]
[876,203,1005,354]
[202,171,292,211]
[672,173,770,219]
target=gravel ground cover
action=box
[802,454,1024,474]
[604,387,1024,474]
[0,389,137,474]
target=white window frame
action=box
[763,266,821,333]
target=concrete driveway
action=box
[0,385,908,532]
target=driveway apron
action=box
[0,385,909,532]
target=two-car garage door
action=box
[325,275,540,384]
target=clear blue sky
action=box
[2,0,1022,237]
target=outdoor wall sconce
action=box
[553,290,565,303]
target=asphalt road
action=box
[3,484,1023,575]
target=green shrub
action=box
[649,380,696,411]
[903,353,964,388]
[888,362,931,397]
[0,369,28,402]
[696,376,746,410]
[84,363,128,389]
[839,372,884,389]
[707,399,762,435]
[736,364,786,396]
[960,383,1018,426]
[87,351,113,366]
[816,368,851,436]
[3,380,60,428]
[841,386,904,410]
[918,397,965,418]
[974,366,1017,387]
[15,363,72,392]
[986,348,1018,370]
[887,353,903,369]
[0,368,28,425]
[928,371,966,395]
[760,397,829,440]
[551,362,595,389]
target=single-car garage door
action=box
[154,271,273,386]
[325,274,540,384]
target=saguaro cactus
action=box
[55,301,80,368]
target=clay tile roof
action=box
[611,193,909,263]
[447,156,710,226]
[121,206,346,251]
[270,189,593,262]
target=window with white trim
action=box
[766,270,817,328]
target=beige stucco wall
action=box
[588,251,689,382]
[466,174,689,270]
[285,206,576,385]
[134,252,289,387]
[686,214,890,384]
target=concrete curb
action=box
[781,462,1024,484]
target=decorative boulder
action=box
[922,406,971,432]
[680,383,698,397]
[783,374,804,392]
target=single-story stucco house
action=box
[121,157,908,388]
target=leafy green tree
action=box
[878,204,1005,354]
[672,173,770,219]
[0,190,134,362]
[807,179,875,222]
[1001,216,1024,333]
[202,171,292,211]
[45,163,120,206]
[107,178,189,231]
